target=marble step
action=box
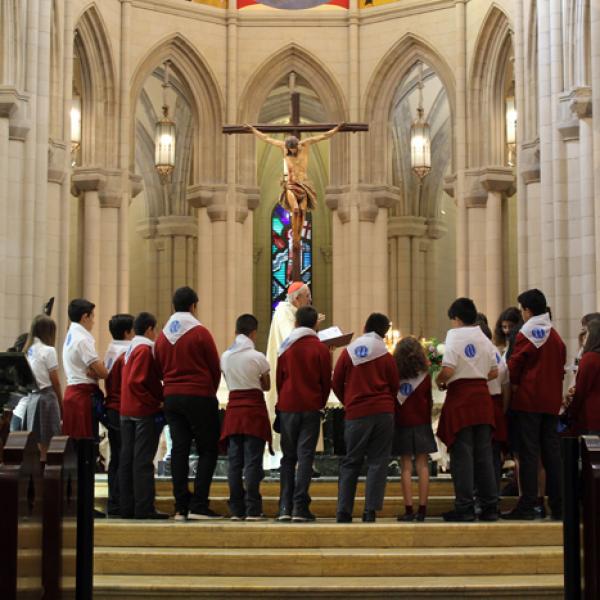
[95,478,468,497]
[94,545,563,577]
[94,521,562,549]
[95,495,520,518]
[93,574,564,600]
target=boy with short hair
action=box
[276,305,331,522]
[436,298,499,522]
[220,314,271,520]
[154,286,222,521]
[120,312,167,519]
[332,313,399,523]
[503,289,566,520]
[62,298,109,440]
[103,313,135,516]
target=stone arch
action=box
[129,34,225,185]
[237,43,350,188]
[468,3,514,167]
[74,3,118,167]
[362,33,456,185]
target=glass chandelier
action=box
[410,63,431,181]
[505,85,517,167]
[70,93,81,154]
[154,61,176,183]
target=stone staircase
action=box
[93,478,564,599]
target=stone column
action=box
[520,141,542,290]
[480,167,516,322]
[591,1,600,305]
[454,0,468,296]
[72,167,126,353]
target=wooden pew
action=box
[581,435,600,600]
[0,431,43,600]
[43,436,77,599]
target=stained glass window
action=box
[271,204,312,313]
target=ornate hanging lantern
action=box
[505,88,517,167]
[410,64,431,180]
[70,94,81,154]
[154,61,176,183]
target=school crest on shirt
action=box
[169,320,181,334]
[531,328,546,341]
[66,332,72,346]
[464,344,477,358]
[354,345,369,359]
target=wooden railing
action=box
[581,435,600,600]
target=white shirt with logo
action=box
[442,326,497,384]
[26,337,59,390]
[104,340,131,373]
[221,334,270,391]
[63,322,99,386]
[487,348,509,395]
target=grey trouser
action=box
[337,413,394,515]
[120,415,161,517]
[227,434,265,517]
[450,424,498,513]
[279,411,321,513]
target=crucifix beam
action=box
[223,123,368,134]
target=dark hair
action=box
[493,306,523,346]
[364,313,391,338]
[393,337,428,379]
[285,136,299,152]
[583,319,600,354]
[134,312,157,336]
[582,312,600,327]
[236,314,258,336]
[517,289,547,316]
[109,313,135,340]
[476,313,493,341]
[172,286,198,312]
[447,297,477,325]
[68,298,95,323]
[24,315,57,352]
[296,306,318,329]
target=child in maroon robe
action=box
[333,313,399,523]
[393,337,436,522]
[120,312,167,519]
[569,319,600,434]
[436,298,499,522]
[220,314,271,520]
[503,289,566,521]
[276,305,331,522]
[102,313,134,516]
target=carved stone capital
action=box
[48,139,68,184]
[388,215,427,238]
[325,185,349,212]
[71,167,130,208]
[187,183,227,210]
[558,118,579,141]
[479,166,516,195]
[443,174,457,198]
[426,218,448,240]
[463,169,487,207]
[0,86,24,119]
[156,215,198,238]
[569,86,592,119]
[129,173,144,198]
[520,139,540,185]
[137,218,158,239]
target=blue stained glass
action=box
[271,206,313,313]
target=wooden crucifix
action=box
[223,90,368,282]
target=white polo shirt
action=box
[62,322,99,386]
[26,338,59,390]
[221,334,270,391]
[442,326,497,384]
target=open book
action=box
[318,326,353,348]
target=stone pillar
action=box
[155,215,198,325]
[570,88,596,315]
[480,167,516,322]
[454,0,468,296]
[72,168,128,353]
[591,1,600,305]
[520,141,542,290]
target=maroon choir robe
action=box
[121,345,163,417]
[395,375,433,428]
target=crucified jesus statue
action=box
[244,123,345,244]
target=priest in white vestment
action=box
[265,281,312,464]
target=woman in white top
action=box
[21,315,63,462]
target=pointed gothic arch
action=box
[129,34,225,185]
[468,3,514,167]
[237,43,349,189]
[362,33,456,186]
[74,3,118,167]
